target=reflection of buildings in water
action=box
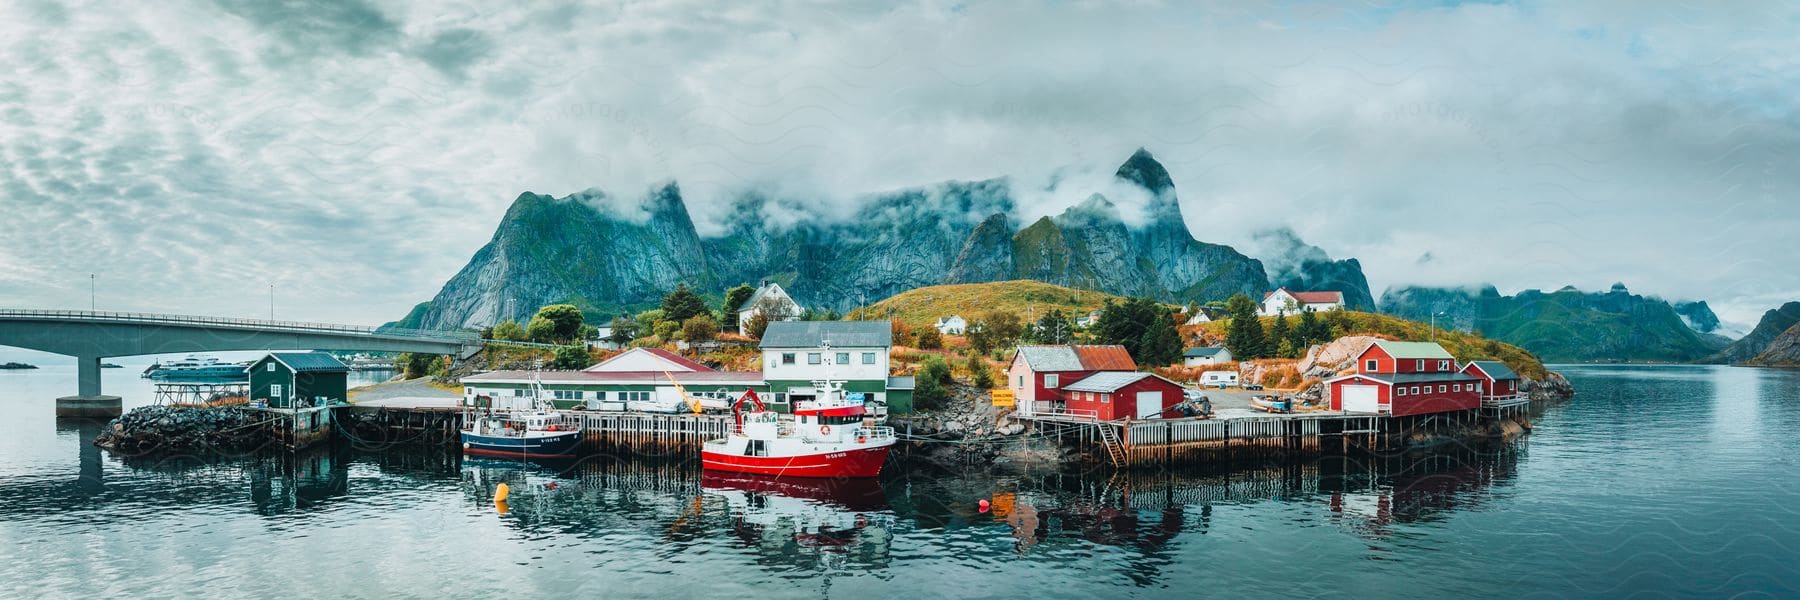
[456,459,899,572]
[248,445,352,514]
[703,472,893,570]
[1324,442,1525,538]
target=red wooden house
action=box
[1326,340,1482,417]
[1461,360,1525,405]
[1005,345,1137,417]
[1061,372,1185,421]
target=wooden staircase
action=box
[1095,423,1126,467]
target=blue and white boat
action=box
[460,374,583,459]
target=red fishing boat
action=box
[701,381,896,479]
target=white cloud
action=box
[0,0,1796,326]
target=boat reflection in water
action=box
[702,471,892,565]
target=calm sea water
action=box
[2,350,1797,598]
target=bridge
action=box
[0,309,488,417]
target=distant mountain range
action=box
[1378,283,1729,363]
[392,149,1764,367]
[395,150,1375,330]
[1707,302,1800,365]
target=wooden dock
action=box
[341,400,733,455]
[1024,406,1524,469]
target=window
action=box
[1438,385,1447,393]
[1438,360,1451,371]
[594,391,607,401]
[808,353,822,365]
[1474,382,1483,393]
[1101,393,1110,404]
[1045,374,1059,388]
[270,384,283,398]
[862,352,876,365]
[1365,359,1378,371]
[836,352,850,365]
[782,353,796,365]
[514,389,525,396]
[1397,386,1407,397]
[1017,376,1024,387]
[1453,384,1462,392]
[1414,386,1422,395]
[554,390,584,400]
[266,362,276,372]
[1415,359,1425,371]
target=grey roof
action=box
[1184,346,1228,358]
[1340,372,1481,385]
[1014,345,1083,371]
[1063,371,1156,393]
[887,376,916,390]
[261,352,349,373]
[760,320,892,348]
[1465,360,1519,380]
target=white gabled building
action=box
[1261,288,1345,316]
[935,315,967,335]
[736,281,804,331]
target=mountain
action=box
[845,280,1125,330]
[1377,283,1725,362]
[1747,323,1800,366]
[1708,302,1800,364]
[1243,228,1376,310]
[403,149,1274,330]
[1673,300,1722,334]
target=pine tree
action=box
[1297,309,1323,345]
[660,283,708,322]
[1269,311,1291,354]
[1223,293,1267,359]
[1138,312,1183,366]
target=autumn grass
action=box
[847,280,1125,329]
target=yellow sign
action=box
[991,388,1015,407]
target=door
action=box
[1136,391,1163,419]
[1342,385,1380,413]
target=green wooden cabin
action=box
[249,352,350,409]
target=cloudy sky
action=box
[2,0,1796,328]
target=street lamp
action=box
[1431,311,1446,342]
[269,284,275,321]
[89,274,95,311]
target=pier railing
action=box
[1481,393,1530,408]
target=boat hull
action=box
[701,445,891,479]
[461,430,583,459]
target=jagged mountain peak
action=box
[1114,147,1173,193]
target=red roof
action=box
[642,348,713,371]
[1262,288,1343,304]
[585,347,715,373]
[1073,345,1137,371]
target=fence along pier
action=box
[1030,408,1522,469]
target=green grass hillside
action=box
[1193,310,1551,380]
[847,280,1126,330]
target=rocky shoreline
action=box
[93,406,272,455]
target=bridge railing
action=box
[0,309,479,343]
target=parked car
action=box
[1243,383,1264,391]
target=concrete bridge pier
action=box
[56,355,121,419]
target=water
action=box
[2,355,1798,598]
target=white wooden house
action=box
[1261,288,1345,316]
